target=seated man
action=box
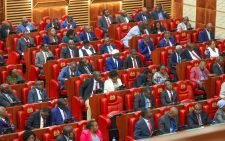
[161,81,178,106]
[17,32,35,58]
[79,25,96,41]
[187,103,212,129]
[56,125,74,141]
[98,9,114,37]
[104,70,123,93]
[79,71,104,120]
[51,98,73,125]
[25,107,51,130]
[181,42,201,61]
[138,36,154,61]
[151,4,169,20]
[16,17,36,33]
[124,49,142,69]
[100,37,116,54]
[105,49,123,71]
[211,56,224,76]
[79,40,96,57]
[27,81,48,103]
[177,16,193,32]
[0,83,21,107]
[135,7,151,22]
[116,9,132,24]
[159,31,176,47]
[0,106,15,135]
[58,61,81,90]
[159,107,179,134]
[60,40,79,58]
[134,87,154,111]
[35,43,55,73]
[45,18,60,30]
[198,23,215,43]
[61,16,77,29]
[132,70,152,88]
[134,108,155,140]
[78,58,94,74]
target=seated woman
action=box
[152,21,166,34]
[62,29,80,43]
[43,27,59,45]
[7,69,24,85]
[104,70,123,93]
[22,130,37,141]
[205,40,219,58]
[214,99,225,124]
[80,120,103,141]
[152,64,169,84]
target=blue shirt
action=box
[144,95,150,108]
[158,12,164,20]
[169,117,177,132]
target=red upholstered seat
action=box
[207,98,220,119]
[174,81,194,103]
[97,53,112,72]
[215,74,225,97]
[152,84,165,107]
[192,28,204,42]
[175,30,191,45]
[125,88,144,111]
[1,65,23,83]
[161,46,175,65]
[115,23,131,40]
[6,51,20,65]
[43,126,62,141]
[121,68,140,88]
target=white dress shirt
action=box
[79,46,95,57]
[42,51,48,63]
[58,107,65,121]
[188,50,200,60]
[40,114,44,128]
[121,25,141,48]
[35,88,42,101]
[207,47,219,58]
[104,78,122,93]
[131,57,138,68]
[112,57,118,68]
[124,17,129,23]
[69,48,74,58]
[206,30,211,40]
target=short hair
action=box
[83,40,90,45]
[109,70,119,79]
[23,130,36,141]
[57,98,66,106]
[102,9,108,14]
[66,29,75,37]
[41,107,51,113]
[176,45,182,50]
[141,108,149,118]
[143,86,151,93]
[159,64,166,69]
[85,120,96,129]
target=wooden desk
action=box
[176,61,189,80]
[204,74,218,99]
[151,48,164,65]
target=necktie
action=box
[191,51,200,60]
[177,53,181,63]
[95,81,99,90]
[106,17,111,27]
[148,121,153,136]
[43,119,47,127]
[63,110,68,120]
[39,90,43,100]
[197,114,203,126]
[133,58,138,68]
[115,60,118,68]
[72,50,75,58]
[218,64,223,73]
[108,46,113,53]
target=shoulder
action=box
[136,118,144,125]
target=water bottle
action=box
[112,137,116,141]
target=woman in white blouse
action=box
[104,70,122,93]
[205,40,219,58]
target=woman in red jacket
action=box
[80,120,103,141]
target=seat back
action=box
[122,68,139,88]
[161,46,175,65]
[175,81,194,102]
[207,98,220,119]
[152,84,164,107]
[43,126,62,141]
[126,88,143,111]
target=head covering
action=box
[217,99,225,108]
[176,45,182,50]
[111,49,119,55]
[23,130,36,141]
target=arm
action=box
[187,115,199,128]
[133,95,140,111]
[27,90,34,103]
[79,79,89,98]
[60,48,66,58]
[98,18,108,32]
[198,32,204,42]
[57,69,67,82]
[80,131,87,141]
[25,114,35,130]
[160,92,168,106]
[16,40,22,55]
[159,118,166,134]
[190,68,198,82]
[0,98,10,107]
[138,42,148,54]
[105,59,113,71]
[134,122,144,139]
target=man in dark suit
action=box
[151,4,169,20]
[134,108,155,140]
[0,55,5,66]
[0,22,11,48]
[187,103,212,129]
[138,36,154,61]
[51,98,73,125]
[212,56,224,76]
[116,9,132,24]
[0,83,21,107]
[124,49,142,69]
[56,125,74,141]
[198,23,215,42]
[78,58,94,74]
[132,70,152,88]
[181,42,201,61]
[98,9,114,37]
[58,61,81,90]
[45,18,60,30]
[105,49,123,71]
[79,71,104,120]
[27,81,49,103]
[159,107,179,134]
[161,81,178,106]
[16,17,36,33]
[60,40,79,58]
[0,106,15,135]
[134,87,154,111]
[159,31,176,47]
[100,37,116,54]
[169,45,183,81]
[79,25,96,41]
[25,107,51,130]
[135,7,151,22]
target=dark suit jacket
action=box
[134,118,155,140]
[51,106,72,125]
[159,37,176,47]
[0,117,12,135]
[212,63,224,76]
[0,26,8,42]
[134,93,154,111]
[198,29,215,43]
[159,114,179,134]
[43,35,60,45]
[187,110,212,129]
[0,92,21,107]
[160,90,178,106]
[77,63,94,74]
[152,26,166,34]
[181,48,201,61]
[25,111,50,130]
[16,37,35,55]
[116,15,132,24]
[60,47,79,59]
[98,16,114,33]
[61,20,77,29]
[0,55,5,66]
[135,13,151,22]
[132,73,150,88]
[105,57,123,71]
[124,56,142,69]
[169,52,181,69]
[79,78,104,101]
[27,88,48,103]
[138,39,154,61]
[45,22,60,30]
[100,44,116,54]
[79,31,96,41]
[56,134,74,141]
[151,11,169,20]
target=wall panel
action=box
[0,0,4,21]
[215,0,225,38]
[183,0,196,28]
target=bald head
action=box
[168,107,178,119]
[0,107,7,118]
[206,23,213,32]
[142,7,148,13]
[0,83,10,93]
[120,9,127,16]
[215,56,224,64]
[93,71,101,81]
[84,25,91,33]
[62,125,74,139]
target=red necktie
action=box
[95,81,98,90]
[148,121,153,136]
[168,90,173,102]
[106,17,111,27]
[133,58,138,68]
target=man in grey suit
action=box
[116,10,132,24]
[27,81,49,103]
[35,43,54,73]
[161,81,178,106]
[16,32,35,58]
[60,40,79,59]
[98,9,114,37]
[159,107,179,134]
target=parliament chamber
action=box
[0,0,225,141]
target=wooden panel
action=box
[215,0,225,38]
[154,0,172,16]
[68,0,89,26]
[171,0,183,18]
[5,0,32,25]
[92,0,120,2]
[122,0,143,15]
[0,0,4,21]
[33,0,69,7]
